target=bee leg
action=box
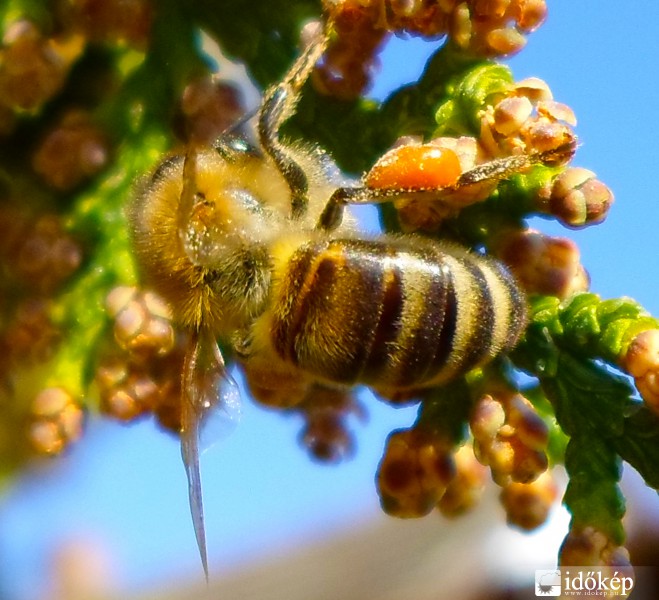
[455,154,533,187]
[456,140,577,186]
[315,155,538,231]
[317,185,413,231]
[315,153,529,231]
[435,139,574,188]
[317,186,367,231]
[258,23,330,219]
[316,146,577,231]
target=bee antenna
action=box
[225,106,259,135]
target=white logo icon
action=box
[535,570,561,596]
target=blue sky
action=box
[1,4,658,599]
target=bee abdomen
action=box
[270,238,526,390]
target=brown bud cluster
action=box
[99,286,184,432]
[499,471,558,531]
[393,78,582,233]
[540,167,614,228]
[479,78,577,165]
[437,442,488,517]
[0,20,84,114]
[6,214,83,294]
[559,525,632,570]
[313,6,387,99]
[319,1,547,97]
[178,78,245,146]
[96,346,184,432]
[1,298,61,367]
[449,0,547,56]
[376,427,456,518]
[59,0,154,50]
[32,110,110,191]
[105,286,175,360]
[622,329,659,415]
[491,228,589,298]
[298,385,365,463]
[470,391,549,486]
[96,357,161,421]
[27,387,85,455]
[0,1,153,119]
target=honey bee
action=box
[128,21,560,577]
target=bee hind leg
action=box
[315,149,564,232]
[316,186,402,231]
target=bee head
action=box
[177,149,288,268]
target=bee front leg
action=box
[258,22,330,219]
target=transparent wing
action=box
[180,330,241,580]
[198,368,241,453]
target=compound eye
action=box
[366,145,462,191]
[215,136,261,160]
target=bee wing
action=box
[198,367,241,453]
[181,330,241,580]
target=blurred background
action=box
[1,3,658,599]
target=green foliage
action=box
[563,434,625,544]
[512,294,659,539]
[193,0,321,87]
[416,378,473,444]
[433,58,513,136]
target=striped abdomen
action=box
[269,237,526,391]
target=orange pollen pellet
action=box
[365,145,462,191]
